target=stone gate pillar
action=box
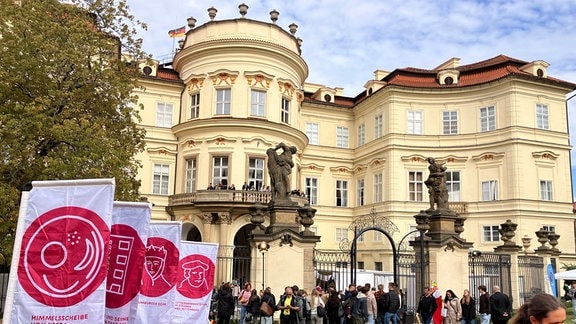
[249,201,320,297]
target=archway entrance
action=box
[182,222,202,242]
[348,208,400,285]
[314,208,429,312]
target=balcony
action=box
[448,201,468,214]
[169,190,273,206]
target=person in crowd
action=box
[350,285,369,324]
[229,184,236,190]
[278,286,301,324]
[568,282,576,321]
[460,289,476,324]
[443,289,462,324]
[310,288,326,324]
[510,293,565,324]
[242,182,250,190]
[490,285,511,324]
[382,282,400,324]
[216,282,235,324]
[477,285,490,324]
[366,284,378,324]
[417,286,438,324]
[376,284,387,324]
[246,288,261,323]
[260,287,277,324]
[343,284,357,302]
[239,282,252,324]
[299,289,311,324]
[398,288,407,323]
[326,289,343,324]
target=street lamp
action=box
[468,249,481,302]
[258,242,270,290]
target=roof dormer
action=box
[520,60,550,78]
[437,69,460,85]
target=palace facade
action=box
[132,6,576,303]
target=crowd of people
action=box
[212,282,567,324]
[415,284,565,324]
[212,281,406,324]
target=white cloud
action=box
[125,0,576,198]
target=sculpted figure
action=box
[267,143,297,203]
[424,157,449,211]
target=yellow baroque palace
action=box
[133,6,576,305]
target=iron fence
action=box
[216,245,251,287]
[517,255,545,304]
[468,252,512,306]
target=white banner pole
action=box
[2,190,30,324]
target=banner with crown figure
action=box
[134,221,182,324]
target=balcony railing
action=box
[448,201,468,214]
[168,191,468,214]
[169,190,273,206]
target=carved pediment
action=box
[208,69,239,86]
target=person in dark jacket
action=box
[477,285,490,324]
[382,283,400,324]
[260,287,277,324]
[246,289,261,322]
[489,286,511,324]
[461,289,476,324]
[417,286,438,324]
[326,289,342,324]
[217,282,235,324]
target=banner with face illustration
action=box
[105,202,151,324]
[9,179,115,324]
[172,241,219,323]
[134,221,182,324]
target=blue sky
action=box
[125,0,576,199]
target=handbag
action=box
[245,313,253,322]
[317,305,326,317]
[260,301,274,317]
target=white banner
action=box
[173,241,219,323]
[105,202,152,324]
[9,178,115,324]
[134,221,182,324]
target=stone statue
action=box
[267,143,297,203]
[424,157,449,211]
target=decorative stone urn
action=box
[297,204,316,235]
[498,219,518,246]
[534,227,550,251]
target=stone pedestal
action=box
[413,207,472,295]
[249,201,320,296]
[266,204,300,234]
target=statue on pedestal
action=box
[267,143,297,204]
[424,157,449,212]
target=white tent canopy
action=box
[554,269,576,280]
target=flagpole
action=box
[172,37,176,58]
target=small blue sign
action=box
[547,264,557,296]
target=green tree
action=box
[0,0,148,263]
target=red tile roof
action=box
[382,54,576,89]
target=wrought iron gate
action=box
[216,245,251,287]
[517,255,544,304]
[468,252,512,303]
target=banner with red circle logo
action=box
[105,202,151,324]
[134,222,182,324]
[9,179,115,324]
[172,241,219,323]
